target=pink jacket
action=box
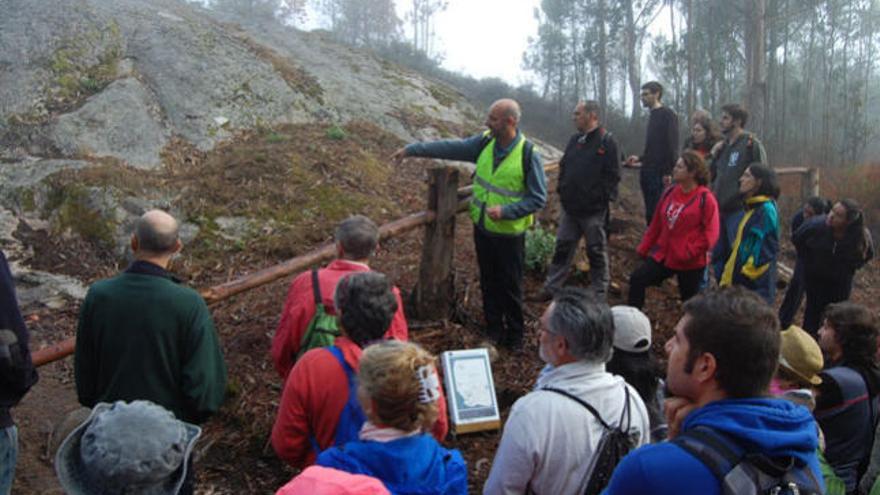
[276,466,390,495]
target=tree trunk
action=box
[685,0,696,116]
[597,0,608,116]
[745,0,767,138]
[779,0,789,162]
[624,0,641,121]
[669,0,682,112]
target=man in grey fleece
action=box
[709,103,768,278]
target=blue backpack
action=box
[309,345,366,454]
[673,425,823,495]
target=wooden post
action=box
[412,166,459,320]
[803,167,820,201]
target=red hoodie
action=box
[637,185,720,271]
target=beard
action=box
[538,342,553,366]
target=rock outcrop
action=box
[0,0,492,309]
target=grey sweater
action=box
[710,132,768,214]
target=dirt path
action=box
[12,360,77,494]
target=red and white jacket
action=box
[637,185,720,271]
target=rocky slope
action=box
[0,0,486,307]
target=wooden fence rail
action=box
[31,210,437,366]
[28,161,815,366]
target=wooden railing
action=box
[31,160,565,367]
[31,210,437,366]
[776,167,820,203]
[29,161,815,366]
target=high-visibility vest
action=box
[469,133,534,235]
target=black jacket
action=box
[0,250,38,428]
[640,106,679,176]
[793,215,875,284]
[557,127,621,216]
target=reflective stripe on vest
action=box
[469,133,533,235]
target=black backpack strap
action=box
[597,127,609,154]
[618,387,632,432]
[311,269,322,306]
[673,426,743,482]
[673,426,823,495]
[522,138,534,179]
[542,387,612,430]
[658,185,676,206]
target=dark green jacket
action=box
[75,261,227,423]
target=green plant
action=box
[265,132,285,143]
[525,225,556,273]
[326,124,346,140]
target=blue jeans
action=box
[0,426,17,495]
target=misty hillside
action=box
[0,0,502,307]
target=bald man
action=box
[392,99,547,349]
[74,210,227,424]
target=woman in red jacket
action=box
[627,150,720,308]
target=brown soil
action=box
[11,161,880,494]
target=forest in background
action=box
[199,0,880,170]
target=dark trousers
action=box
[778,257,805,329]
[544,208,609,298]
[639,167,664,225]
[473,225,525,347]
[712,210,745,280]
[803,275,854,335]
[628,258,703,309]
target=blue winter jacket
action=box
[316,433,468,495]
[602,398,824,495]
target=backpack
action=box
[308,345,367,455]
[543,386,637,495]
[658,184,707,213]
[295,269,341,362]
[673,425,824,495]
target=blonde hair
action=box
[358,341,439,433]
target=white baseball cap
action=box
[611,305,652,353]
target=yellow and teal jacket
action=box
[718,195,779,304]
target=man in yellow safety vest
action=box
[392,99,547,349]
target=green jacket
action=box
[75,261,227,423]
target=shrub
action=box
[326,124,346,140]
[525,225,556,273]
[265,132,285,143]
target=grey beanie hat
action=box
[55,400,201,495]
